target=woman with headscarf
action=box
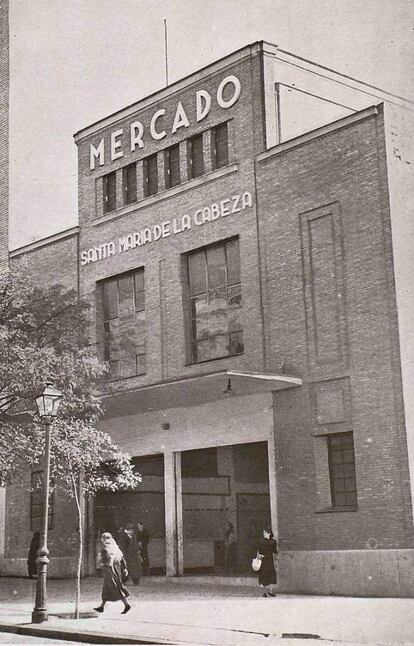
[257,528,278,597]
[94,532,131,614]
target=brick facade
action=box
[2,42,414,594]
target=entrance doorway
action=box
[94,454,165,573]
[180,440,271,576]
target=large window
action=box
[165,144,181,188]
[188,133,204,179]
[143,153,158,197]
[327,432,357,509]
[103,171,116,213]
[123,162,137,205]
[212,122,229,169]
[186,238,243,363]
[102,269,146,380]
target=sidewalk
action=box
[0,576,413,645]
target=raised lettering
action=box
[111,129,124,161]
[231,194,241,213]
[153,224,162,241]
[143,228,152,244]
[130,121,144,151]
[80,250,89,265]
[242,191,253,209]
[196,90,211,122]
[150,109,166,140]
[161,221,171,238]
[217,75,241,109]
[172,101,190,133]
[220,199,231,217]
[90,138,104,170]
[211,203,220,220]
[194,210,203,225]
[182,214,191,231]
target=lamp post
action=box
[32,383,63,624]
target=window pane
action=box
[103,171,116,213]
[228,284,242,309]
[328,432,357,508]
[166,144,180,188]
[210,335,228,358]
[123,163,137,205]
[188,250,207,295]
[103,280,118,320]
[189,134,204,178]
[193,339,210,362]
[226,239,240,285]
[120,356,136,378]
[145,154,158,196]
[228,308,242,333]
[229,331,244,354]
[207,245,226,287]
[118,275,134,317]
[214,123,228,169]
[136,354,146,375]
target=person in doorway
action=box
[136,522,150,574]
[257,528,278,597]
[94,532,131,614]
[27,532,40,579]
[119,523,143,585]
[224,521,237,574]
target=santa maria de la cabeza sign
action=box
[80,190,253,266]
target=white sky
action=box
[8,0,414,249]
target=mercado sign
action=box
[89,75,242,170]
[80,190,253,265]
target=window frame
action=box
[122,162,137,206]
[212,122,229,170]
[185,237,243,364]
[188,133,204,179]
[143,153,158,197]
[165,143,181,189]
[327,432,358,510]
[103,170,117,213]
[101,268,146,381]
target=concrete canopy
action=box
[102,370,302,419]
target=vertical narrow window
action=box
[165,144,181,188]
[328,432,357,509]
[212,122,229,169]
[186,238,243,363]
[188,133,204,179]
[123,162,137,205]
[102,269,146,379]
[143,153,158,196]
[103,171,116,213]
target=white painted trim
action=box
[9,227,79,257]
[257,105,379,163]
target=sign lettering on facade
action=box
[89,75,242,170]
[80,190,253,265]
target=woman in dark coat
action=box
[27,532,40,578]
[257,529,278,597]
[119,525,143,585]
[94,532,131,614]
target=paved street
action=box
[0,634,83,644]
[0,576,414,645]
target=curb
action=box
[0,623,178,645]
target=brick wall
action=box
[0,0,9,273]
[76,49,268,392]
[257,109,414,551]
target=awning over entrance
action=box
[103,369,302,418]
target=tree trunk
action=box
[71,471,83,620]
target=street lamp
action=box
[32,383,63,624]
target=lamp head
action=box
[36,383,63,418]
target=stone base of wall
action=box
[2,550,413,596]
[0,557,78,578]
[278,550,414,597]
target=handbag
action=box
[251,553,263,572]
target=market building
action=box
[1,40,414,596]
